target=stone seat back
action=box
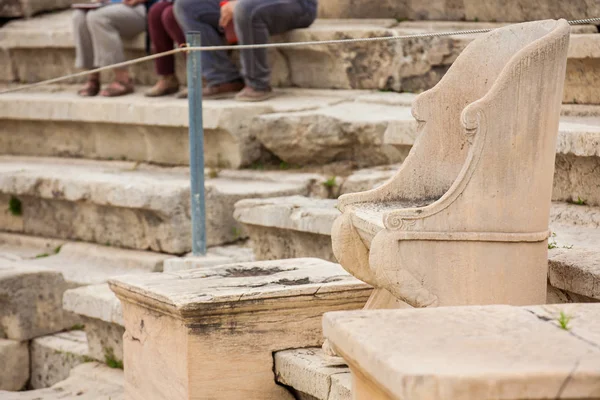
[332,19,571,309]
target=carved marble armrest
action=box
[382,100,487,230]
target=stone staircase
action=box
[0,5,599,400]
[1,11,600,102]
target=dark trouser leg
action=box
[162,5,186,46]
[234,0,317,90]
[174,0,241,85]
[148,2,176,75]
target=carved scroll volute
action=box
[383,215,417,231]
[461,102,487,145]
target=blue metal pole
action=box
[187,32,207,255]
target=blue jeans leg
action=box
[174,0,242,85]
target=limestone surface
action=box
[63,284,125,363]
[0,87,348,168]
[234,196,339,261]
[0,362,124,400]
[109,258,372,400]
[252,98,414,166]
[0,339,28,391]
[0,262,73,340]
[0,157,318,253]
[275,348,350,400]
[30,331,91,389]
[324,304,600,400]
[0,0,75,18]
[163,244,254,272]
[0,232,64,261]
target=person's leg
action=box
[86,3,147,96]
[146,2,180,96]
[163,4,186,46]
[174,0,241,87]
[149,2,176,75]
[234,0,317,97]
[73,9,100,96]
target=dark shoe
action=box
[234,86,275,102]
[202,80,244,99]
[145,75,179,97]
[77,79,100,97]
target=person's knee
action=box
[161,6,176,28]
[86,9,108,29]
[233,0,254,28]
[148,3,164,25]
[72,9,87,28]
[173,0,193,29]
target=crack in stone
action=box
[555,358,581,399]
[526,309,600,351]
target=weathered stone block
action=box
[163,244,254,272]
[30,331,91,389]
[252,102,413,166]
[0,0,76,18]
[82,317,125,366]
[0,89,350,168]
[0,232,64,261]
[0,158,321,252]
[0,339,28,391]
[0,263,72,341]
[463,0,600,22]
[275,348,350,400]
[234,197,339,261]
[109,258,372,400]
[63,284,125,364]
[0,362,124,400]
[324,304,600,400]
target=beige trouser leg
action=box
[72,4,146,69]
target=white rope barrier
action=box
[1,17,599,95]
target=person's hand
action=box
[219,1,236,27]
[123,0,146,7]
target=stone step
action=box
[0,338,29,391]
[1,12,599,102]
[62,284,125,366]
[0,232,169,286]
[30,330,91,389]
[0,156,326,253]
[0,262,77,341]
[0,86,354,169]
[317,1,600,22]
[235,196,600,303]
[61,244,255,365]
[0,0,74,18]
[0,362,123,400]
[275,348,351,400]
[1,87,599,177]
[163,243,255,272]
[323,304,600,400]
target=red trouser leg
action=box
[148,1,176,75]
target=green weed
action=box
[104,348,124,369]
[323,177,337,188]
[8,196,22,216]
[557,311,572,331]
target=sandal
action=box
[100,79,135,97]
[145,75,179,97]
[77,79,100,97]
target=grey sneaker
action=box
[234,86,275,102]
